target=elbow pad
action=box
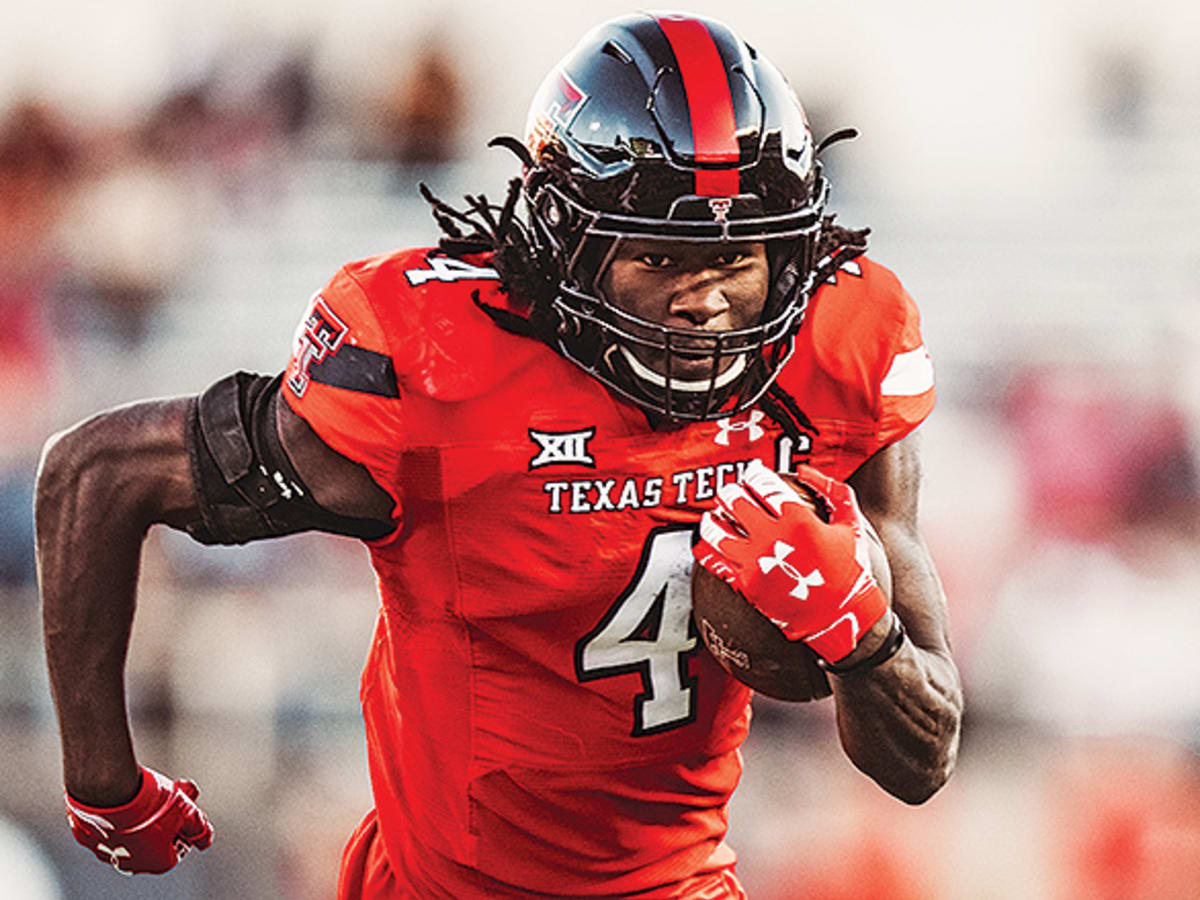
[185,371,394,545]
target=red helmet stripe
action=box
[655,15,740,196]
[695,167,739,196]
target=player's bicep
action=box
[185,371,395,545]
[276,396,394,521]
[848,433,952,655]
[38,396,201,534]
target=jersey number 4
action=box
[403,256,498,287]
[574,526,699,736]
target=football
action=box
[691,474,892,702]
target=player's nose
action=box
[669,281,729,328]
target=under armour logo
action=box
[98,843,133,876]
[528,427,596,469]
[700,619,750,670]
[758,540,824,600]
[714,411,766,446]
[266,466,304,501]
[708,197,733,223]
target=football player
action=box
[37,12,962,898]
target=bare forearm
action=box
[41,509,142,804]
[830,640,962,804]
[36,399,196,805]
[829,433,963,803]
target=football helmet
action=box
[522,12,829,420]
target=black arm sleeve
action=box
[184,371,395,545]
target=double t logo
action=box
[286,296,348,397]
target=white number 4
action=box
[575,527,699,736]
[403,256,498,287]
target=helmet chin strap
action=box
[617,345,748,393]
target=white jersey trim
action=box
[880,345,934,397]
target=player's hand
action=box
[694,459,888,662]
[65,766,213,875]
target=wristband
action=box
[818,612,905,675]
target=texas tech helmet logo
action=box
[528,427,596,470]
[547,70,586,128]
[708,197,733,223]
[526,68,588,158]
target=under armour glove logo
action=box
[97,843,132,875]
[693,460,888,662]
[757,540,825,602]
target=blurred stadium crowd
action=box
[2,3,1200,898]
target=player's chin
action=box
[668,357,723,382]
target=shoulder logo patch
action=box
[287,295,348,397]
[529,427,596,470]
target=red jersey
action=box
[281,248,934,898]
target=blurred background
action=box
[3,0,1199,897]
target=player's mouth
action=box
[618,345,748,392]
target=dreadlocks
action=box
[418,175,564,344]
[759,216,869,451]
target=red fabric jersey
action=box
[282,248,934,898]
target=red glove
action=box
[694,460,888,662]
[65,766,213,875]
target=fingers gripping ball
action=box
[692,461,891,700]
[65,766,213,875]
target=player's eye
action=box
[712,251,748,267]
[637,252,674,269]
